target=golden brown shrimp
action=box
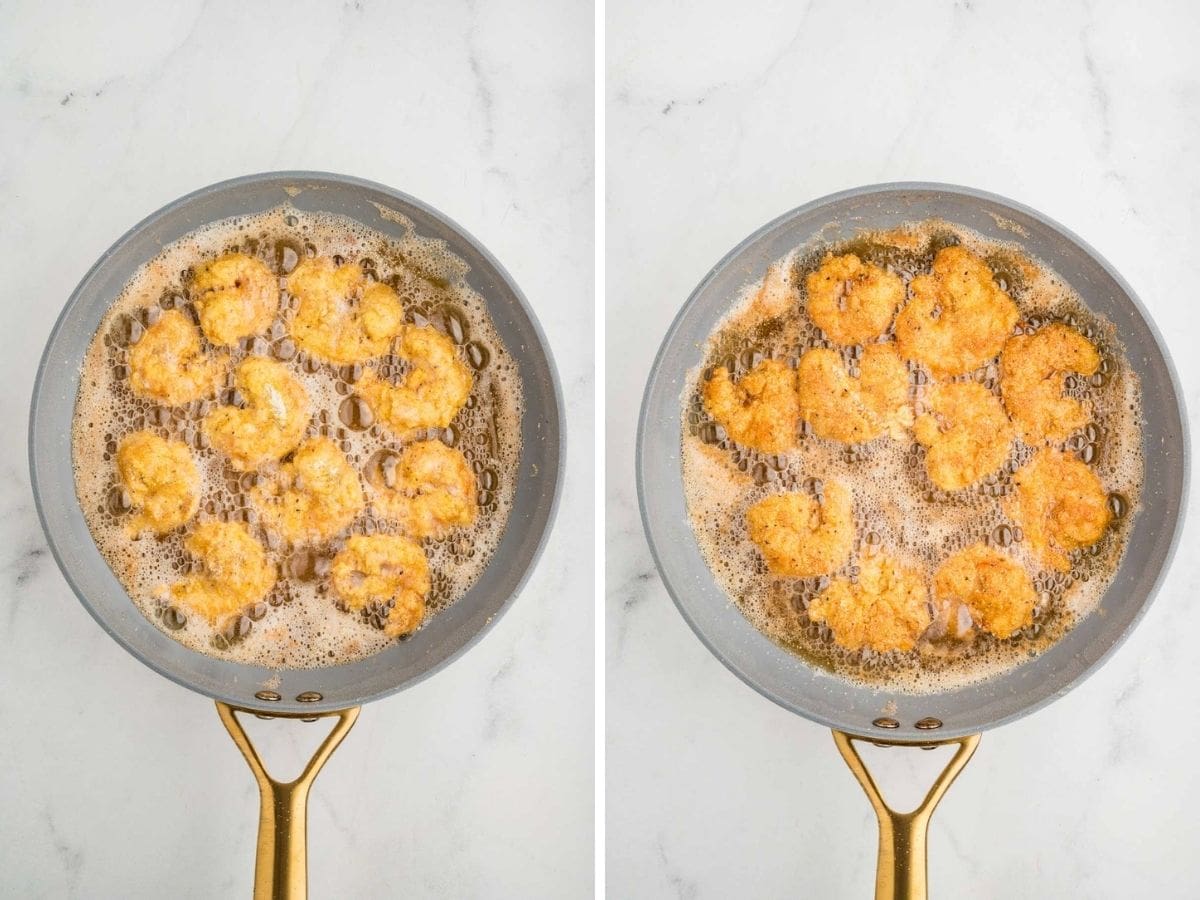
[701,358,798,454]
[805,253,904,345]
[331,534,430,637]
[366,440,477,539]
[807,553,931,653]
[169,521,276,623]
[1000,323,1101,444]
[1004,448,1111,571]
[933,543,1037,639]
[356,325,473,438]
[250,437,365,545]
[203,357,310,470]
[190,253,279,347]
[746,481,855,578]
[797,344,911,443]
[127,309,224,406]
[913,381,1014,491]
[286,257,405,364]
[894,246,1019,376]
[115,431,200,534]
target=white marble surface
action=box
[607,1,1200,897]
[0,1,592,897]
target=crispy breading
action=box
[913,382,1014,490]
[190,253,279,347]
[250,437,365,545]
[933,543,1036,639]
[894,246,1019,376]
[286,258,405,364]
[746,481,855,578]
[367,440,477,539]
[127,309,224,406]
[1000,323,1101,444]
[805,253,904,345]
[797,344,911,443]
[701,358,798,453]
[170,521,275,623]
[116,431,200,534]
[357,325,474,438]
[331,534,430,637]
[203,357,310,470]
[807,553,932,652]
[1005,448,1111,571]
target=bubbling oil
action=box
[681,220,1143,693]
[72,206,523,668]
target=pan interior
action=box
[638,183,1187,742]
[31,173,563,715]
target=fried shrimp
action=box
[189,253,279,346]
[1005,449,1112,571]
[115,431,200,534]
[286,257,405,364]
[797,344,911,443]
[169,521,276,623]
[913,382,1014,491]
[331,534,430,637]
[203,357,310,470]
[1000,323,1101,444]
[128,309,224,406]
[367,440,477,540]
[746,481,855,577]
[701,358,798,453]
[356,325,474,437]
[933,543,1037,639]
[250,437,365,545]
[805,253,904,345]
[807,553,931,653]
[894,246,1019,376]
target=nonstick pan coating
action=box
[30,172,563,716]
[638,183,1187,742]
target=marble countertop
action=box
[0,1,592,897]
[606,1,1200,897]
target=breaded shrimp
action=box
[933,543,1037,639]
[701,358,798,453]
[746,481,855,577]
[366,440,477,539]
[190,253,279,347]
[128,309,224,406]
[331,534,430,637]
[286,257,405,364]
[356,325,474,438]
[1000,323,1101,444]
[807,553,932,653]
[913,382,1014,491]
[203,357,310,470]
[250,437,365,545]
[116,431,200,534]
[797,344,912,443]
[805,253,904,345]
[1004,448,1111,571]
[169,521,276,623]
[894,246,1019,376]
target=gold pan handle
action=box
[832,730,980,900]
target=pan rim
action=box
[29,170,566,713]
[636,180,1190,738]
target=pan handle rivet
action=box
[915,717,943,730]
[254,690,281,702]
[872,717,900,729]
[296,691,323,703]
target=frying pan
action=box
[637,183,1188,898]
[29,172,563,899]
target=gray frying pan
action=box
[29,172,563,899]
[637,183,1188,898]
